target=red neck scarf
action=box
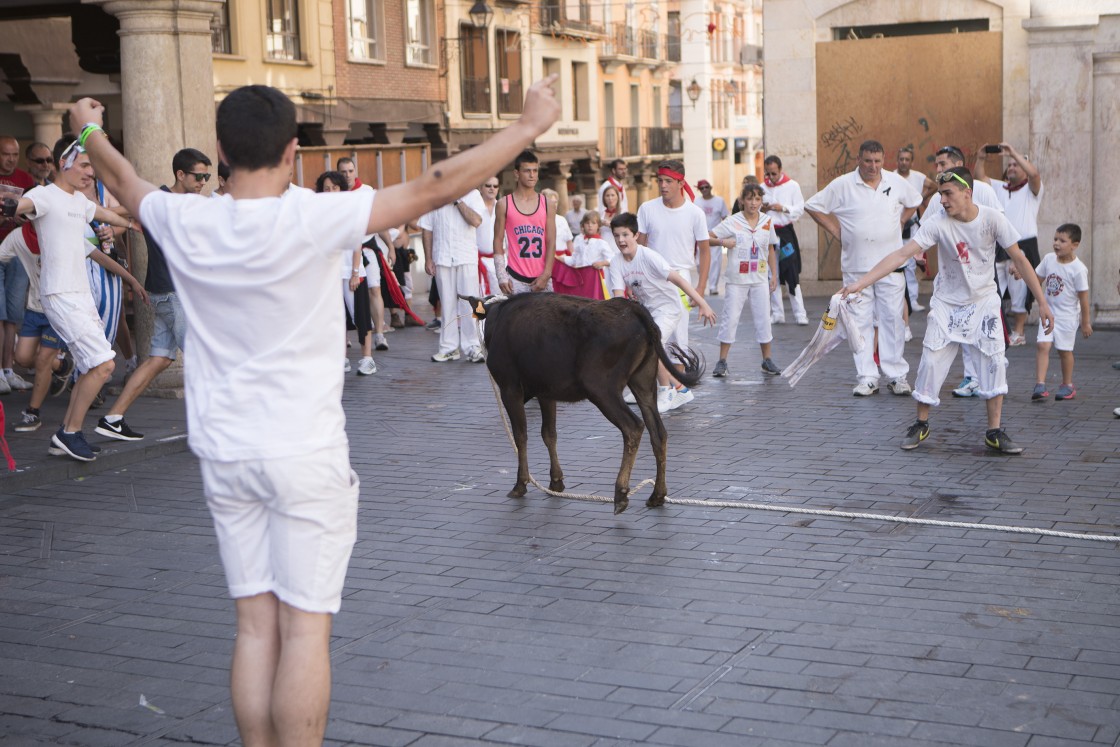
[658,167,694,201]
[608,176,625,195]
[765,173,790,188]
[352,179,364,190]
[1004,179,1027,193]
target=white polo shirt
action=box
[991,179,1043,241]
[636,197,709,271]
[805,169,922,274]
[417,189,486,266]
[762,177,805,227]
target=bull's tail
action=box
[633,303,704,388]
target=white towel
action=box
[782,294,865,387]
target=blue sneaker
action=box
[50,429,97,462]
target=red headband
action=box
[658,167,694,201]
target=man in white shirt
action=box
[975,142,1043,346]
[420,188,486,362]
[894,146,934,311]
[563,194,585,236]
[762,155,808,324]
[636,159,711,366]
[806,139,922,396]
[336,156,374,194]
[694,179,728,295]
[477,176,501,293]
[68,76,560,747]
[598,158,629,214]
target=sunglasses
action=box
[935,145,964,161]
[188,172,211,182]
[28,157,52,165]
[936,171,971,189]
[483,183,499,188]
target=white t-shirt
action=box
[711,213,778,286]
[555,215,574,253]
[920,179,1002,224]
[26,183,98,296]
[636,198,709,271]
[139,186,375,461]
[417,189,486,266]
[1034,253,1088,322]
[0,227,49,313]
[991,180,1044,240]
[695,195,729,231]
[805,169,922,274]
[762,178,805,227]
[911,205,1020,307]
[477,200,498,255]
[607,245,680,320]
[570,235,614,268]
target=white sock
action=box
[104,414,123,424]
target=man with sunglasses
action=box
[24,142,54,187]
[840,166,1053,454]
[96,148,210,442]
[806,139,923,397]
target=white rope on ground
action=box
[474,319,1120,544]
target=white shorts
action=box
[914,343,1007,407]
[651,307,683,348]
[200,443,359,614]
[40,291,115,374]
[717,282,772,345]
[1038,316,1078,351]
[511,276,553,294]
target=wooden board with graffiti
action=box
[814,31,1003,280]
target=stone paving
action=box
[1,292,1119,746]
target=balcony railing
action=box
[600,25,675,63]
[461,77,490,114]
[601,126,683,160]
[639,29,659,60]
[540,0,602,33]
[498,79,523,115]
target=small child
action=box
[1030,223,1091,401]
[553,212,614,299]
[708,182,781,378]
[567,212,614,270]
[608,212,716,413]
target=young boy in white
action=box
[608,212,715,414]
[709,182,781,378]
[840,167,1053,455]
[69,78,560,746]
[1029,223,1091,401]
[9,139,139,461]
[564,212,614,270]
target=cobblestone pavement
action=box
[2,293,1119,746]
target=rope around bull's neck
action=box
[474,319,1119,544]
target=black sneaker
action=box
[95,416,145,441]
[712,359,728,377]
[51,429,96,462]
[901,420,930,450]
[14,409,41,432]
[425,318,442,331]
[985,428,1023,455]
[761,358,782,376]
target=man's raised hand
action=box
[69,98,106,136]
[519,75,562,138]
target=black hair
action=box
[898,146,914,156]
[315,170,348,193]
[763,155,782,169]
[1056,223,1082,243]
[937,166,974,191]
[172,148,211,177]
[216,85,298,170]
[858,140,884,156]
[658,159,685,175]
[610,212,639,234]
[336,156,355,169]
[513,150,538,170]
[218,161,230,180]
[935,145,965,165]
[609,158,625,170]
[51,136,77,167]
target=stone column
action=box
[1092,51,1120,325]
[85,0,223,390]
[14,104,70,148]
[552,160,573,214]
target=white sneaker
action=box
[465,347,486,363]
[342,358,351,373]
[904,326,913,342]
[794,316,809,326]
[0,374,12,394]
[373,333,388,351]
[911,303,926,312]
[887,378,912,395]
[623,387,636,404]
[771,314,786,324]
[852,381,879,396]
[656,386,674,413]
[952,377,980,398]
[5,371,32,390]
[431,350,461,362]
[356,357,377,375]
[669,387,694,410]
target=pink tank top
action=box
[503,193,548,280]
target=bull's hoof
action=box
[646,493,666,508]
[508,485,527,498]
[613,498,630,515]
[549,479,565,493]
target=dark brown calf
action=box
[467,293,702,514]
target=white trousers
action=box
[914,342,1007,407]
[842,270,909,384]
[707,247,724,293]
[717,282,772,345]
[436,263,480,354]
[903,258,920,304]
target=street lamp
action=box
[686,78,702,108]
[469,0,493,29]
